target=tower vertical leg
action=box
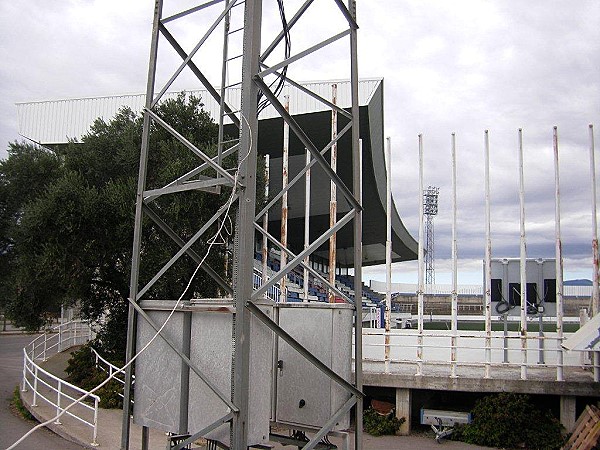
[349,1,362,447]
[121,2,163,448]
[231,0,262,447]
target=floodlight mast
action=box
[121,1,364,449]
[423,186,439,287]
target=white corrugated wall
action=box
[16,78,382,145]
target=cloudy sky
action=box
[1,1,598,285]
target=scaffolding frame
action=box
[120,1,364,449]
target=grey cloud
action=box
[0,0,598,283]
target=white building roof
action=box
[16,78,382,145]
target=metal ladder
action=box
[216,0,246,173]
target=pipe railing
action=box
[91,347,130,400]
[26,320,93,362]
[359,327,590,379]
[21,320,98,446]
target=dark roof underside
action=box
[233,82,418,267]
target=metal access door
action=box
[275,303,352,430]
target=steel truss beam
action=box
[158,23,241,128]
[251,209,355,300]
[257,30,351,78]
[138,200,236,298]
[252,223,353,303]
[254,121,352,221]
[144,144,239,203]
[152,0,242,107]
[302,396,357,450]
[145,108,238,184]
[254,76,361,210]
[162,0,226,23]
[170,412,235,450]
[122,1,363,448]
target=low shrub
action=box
[451,393,566,450]
[363,407,405,436]
[65,343,124,409]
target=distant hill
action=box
[563,279,593,286]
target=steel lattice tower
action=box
[423,186,439,286]
[120,1,364,449]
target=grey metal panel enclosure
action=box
[133,300,273,447]
[275,303,353,430]
[133,304,185,433]
[187,308,233,443]
[187,300,274,446]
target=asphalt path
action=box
[0,333,83,450]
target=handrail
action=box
[21,320,98,446]
[91,347,124,380]
[359,326,589,380]
[90,347,129,400]
[27,320,93,362]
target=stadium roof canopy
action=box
[16,78,418,267]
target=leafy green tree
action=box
[0,143,63,318]
[3,94,239,357]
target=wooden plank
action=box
[563,405,600,450]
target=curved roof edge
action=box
[252,80,417,267]
[16,78,418,267]
[365,80,418,264]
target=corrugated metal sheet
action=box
[16,78,382,145]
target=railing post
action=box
[55,382,62,424]
[416,134,425,376]
[92,397,99,447]
[587,123,599,382]
[553,126,565,382]
[22,351,28,392]
[43,333,47,362]
[32,366,38,407]
[483,130,492,379]
[518,128,528,381]
[384,136,392,373]
[450,132,458,378]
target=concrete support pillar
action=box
[560,396,577,433]
[395,388,412,435]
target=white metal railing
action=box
[359,327,594,380]
[253,269,281,302]
[91,347,128,400]
[21,320,98,446]
[372,281,483,296]
[362,306,380,328]
[372,280,594,298]
[25,319,93,362]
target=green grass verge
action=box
[11,385,36,421]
